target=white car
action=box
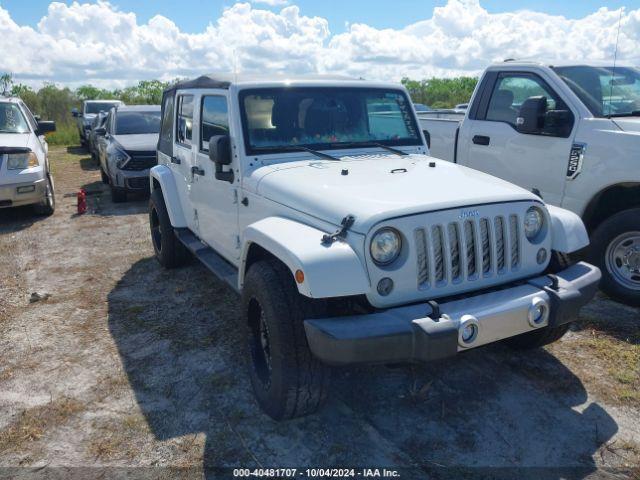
[72,99,123,147]
[0,97,56,215]
[148,74,600,419]
[419,60,640,306]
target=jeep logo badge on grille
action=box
[459,209,480,220]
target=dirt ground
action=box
[0,146,639,479]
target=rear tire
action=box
[148,189,188,268]
[505,324,570,350]
[588,209,640,307]
[242,259,330,420]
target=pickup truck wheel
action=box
[589,208,640,306]
[33,175,55,216]
[505,324,570,350]
[148,189,188,268]
[242,260,329,420]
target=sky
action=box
[0,0,638,88]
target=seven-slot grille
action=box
[415,214,520,290]
[121,151,157,171]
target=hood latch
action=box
[322,215,355,245]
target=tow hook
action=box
[321,215,355,245]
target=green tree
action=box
[402,76,478,109]
[1,73,13,96]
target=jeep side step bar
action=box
[174,228,239,293]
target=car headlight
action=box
[110,145,130,169]
[370,228,402,265]
[7,152,38,170]
[524,206,545,240]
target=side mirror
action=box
[208,135,233,183]
[36,121,56,135]
[71,108,79,117]
[516,96,546,134]
[94,127,106,136]
[544,109,573,137]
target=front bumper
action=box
[112,168,151,191]
[0,178,47,208]
[304,262,601,365]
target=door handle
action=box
[170,156,181,164]
[472,135,490,146]
[191,166,205,176]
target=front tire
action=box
[33,175,55,216]
[589,208,640,306]
[148,189,188,268]
[110,184,127,203]
[242,259,330,420]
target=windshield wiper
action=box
[257,145,340,161]
[329,141,409,156]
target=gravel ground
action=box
[0,147,638,479]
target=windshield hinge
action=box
[321,215,355,245]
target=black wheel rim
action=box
[248,298,271,387]
[150,207,162,253]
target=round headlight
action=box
[370,228,402,265]
[524,206,544,240]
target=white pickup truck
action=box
[420,60,640,306]
[148,74,600,419]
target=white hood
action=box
[612,117,640,133]
[0,132,31,149]
[256,154,538,233]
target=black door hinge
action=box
[321,215,355,245]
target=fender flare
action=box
[150,165,187,228]
[239,217,371,298]
[547,205,589,254]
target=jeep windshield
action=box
[0,103,30,134]
[239,87,421,155]
[553,65,640,118]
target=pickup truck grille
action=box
[415,214,520,290]
[121,151,157,171]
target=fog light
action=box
[528,297,549,327]
[17,185,36,194]
[377,277,394,296]
[458,314,479,347]
[537,248,548,265]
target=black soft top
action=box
[163,74,233,94]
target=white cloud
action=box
[1,0,639,88]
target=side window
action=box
[176,94,194,147]
[159,91,175,155]
[200,96,229,152]
[20,102,38,132]
[486,74,562,125]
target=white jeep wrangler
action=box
[148,74,601,420]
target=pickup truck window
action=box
[486,74,559,125]
[553,66,640,118]
[0,103,30,134]
[85,102,120,114]
[239,87,421,155]
[200,96,229,152]
[176,95,194,147]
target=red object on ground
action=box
[77,189,87,214]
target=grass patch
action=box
[0,396,84,453]
[575,334,640,406]
[45,125,79,146]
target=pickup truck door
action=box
[458,71,577,206]
[190,93,239,262]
